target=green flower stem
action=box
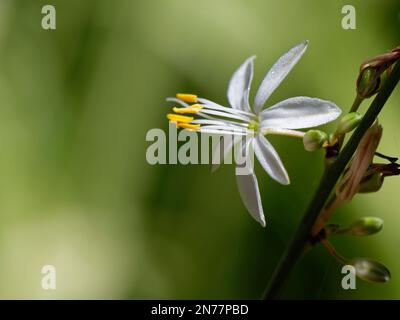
[263,128,305,138]
[262,61,400,300]
[310,195,343,238]
[350,94,364,113]
[321,239,347,265]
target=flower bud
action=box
[356,66,380,98]
[336,122,382,202]
[356,47,400,98]
[303,130,328,151]
[344,217,383,236]
[337,112,362,134]
[358,173,383,193]
[350,258,391,283]
[377,66,393,91]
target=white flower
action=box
[167,41,341,226]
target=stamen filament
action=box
[197,98,256,118]
[199,128,249,136]
[200,125,251,133]
[166,97,189,107]
[191,119,249,127]
[199,109,252,122]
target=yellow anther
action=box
[176,93,198,103]
[173,106,202,114]
[177,123,200,130]
[167,114,193,123]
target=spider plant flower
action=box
[166,41,341,226]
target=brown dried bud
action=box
[336,122,382,202]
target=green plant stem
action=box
[350,94,364,113]
[262,61,400,300]
[321,239,347,265]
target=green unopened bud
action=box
[358,173,383,193]
[377,66,392,91]
[344,217,383,236]
[303,130,328,151]
[350,258,391,283]
[356,67,380,98]
[337,112,362,134]
[356,47,400,98]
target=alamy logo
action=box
[341,265,356,290]
[341,5,356,30]
[146,123,255,175]
[41,5,56,30]
[41,265,56,290]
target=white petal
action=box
[259,96,341,129]
[227,56,256,112]
[236,172,266,227]
[254,134,290,185]
[253,41,308,113]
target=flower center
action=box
[248,121,259,132]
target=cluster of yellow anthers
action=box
[167,94,202,130]
[166,93,255,136]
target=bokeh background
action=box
[0,0,399,299]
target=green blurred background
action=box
[0,0,399,299]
